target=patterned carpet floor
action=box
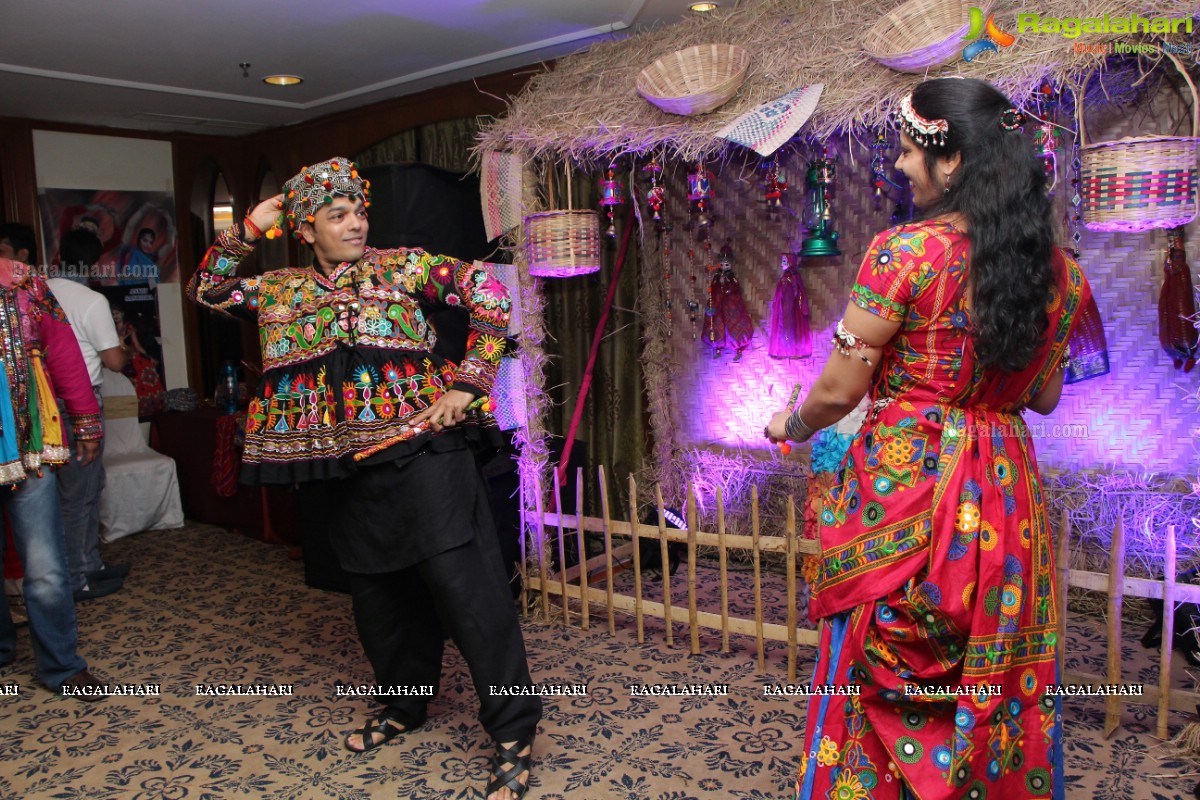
[0,523,1195,800]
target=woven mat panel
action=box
[655,151,904,454]
[646,86,1198,476]
[1037,85,1199,476]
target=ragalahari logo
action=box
[961,7,1017,61]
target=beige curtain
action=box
[355,118,482,173]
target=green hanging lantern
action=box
[799,149,841,258]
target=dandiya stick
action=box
[779,383,803,455]
[353,395,491,461]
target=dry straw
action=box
[475,0,1199,164]
[636,43,751,116]
[861,0,973,73]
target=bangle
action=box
[785,410,817,443]
[243,217,264,241]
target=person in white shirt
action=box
[47,228,130,601]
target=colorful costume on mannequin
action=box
[795,221,1089,800]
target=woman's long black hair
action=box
[910,78,1055,372]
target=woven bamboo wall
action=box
[654,85,1198,478]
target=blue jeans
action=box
[57,396,106,590]
[0,469,87,689]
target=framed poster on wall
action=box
[36,188,177,285]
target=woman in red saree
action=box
[766,78,1090,800]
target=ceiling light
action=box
[262,74,303,86]
[689,2,719,11]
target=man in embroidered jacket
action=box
[187,158,539,800]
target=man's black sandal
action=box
[343,710,416,753]
[485,734,534,799]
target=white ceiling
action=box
[0,0,704,136]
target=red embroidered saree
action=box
[796,221,1089,800]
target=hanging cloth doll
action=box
[1159,227,1198,372]
[768,252,812,358]
[702,242,753,360]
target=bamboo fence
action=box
[524,465,1200,738]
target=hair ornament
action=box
[999,108,1025,132]
[282,157,371,239]
[893,93,949,148]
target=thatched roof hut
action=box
[477,0,1199,162]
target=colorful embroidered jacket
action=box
[187,224,511,484]
[0,259,103,485]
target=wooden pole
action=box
[520,469,534,617]
[752,484,764,673]
[687,479,700,655]
[576,467,589,631]
[1055,507,1070,676]
[1158,524,1177,740]
[630,475,644,644]
[599,466,615,635]
[554,468,569,626]
[656,484,674,647]
[534,472,549,623]
[717,486,730,653]
[786,496,798,684]
[1104,516,1125,738]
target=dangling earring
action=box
[943,172,953,195]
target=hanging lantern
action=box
[799,148,841,257]
[688,161,715,237]
[642,156,668,232]
[762,156,788,219]
[598,160,625,238]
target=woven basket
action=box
[862,0,972,73]
[524,211,601,277]
[1077,53,1199,233]
[637,44,750,116]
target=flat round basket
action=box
[637,44,750,116]
[1077,54,1199,233]
[862,0,972,73]
[524,210,601,278]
